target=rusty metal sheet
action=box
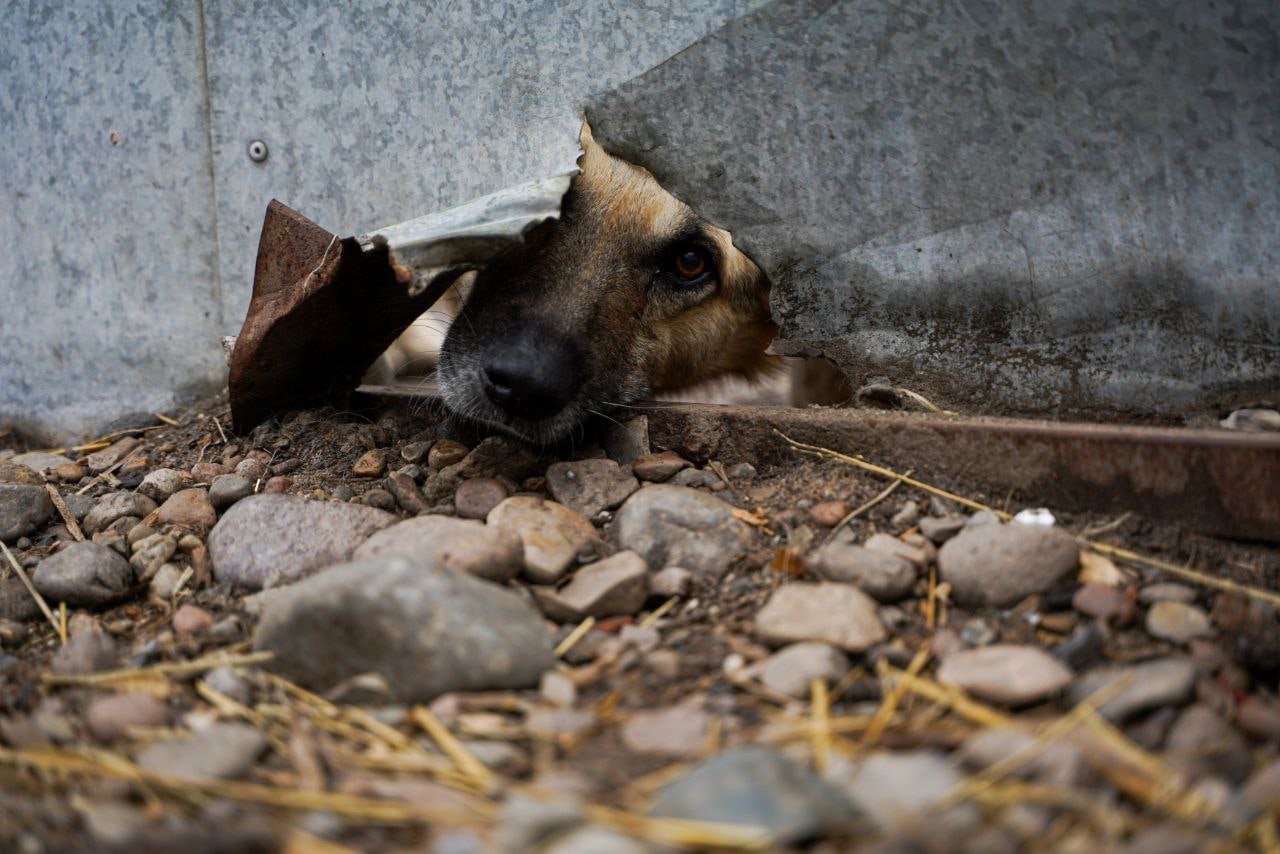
[228,201,459,433]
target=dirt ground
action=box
[1,391,1278,852]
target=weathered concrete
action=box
[589,0,1280,418]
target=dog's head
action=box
[437,123,777,444]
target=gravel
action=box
[611,484,754,577]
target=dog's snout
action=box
[480,327,580,421]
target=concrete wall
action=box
[1,0,764,440]
[4,0,1277,438]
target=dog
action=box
[431,122,782,444]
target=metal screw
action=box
[247,140,269,163]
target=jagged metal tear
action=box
[586,0,1280,419]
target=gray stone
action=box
[544,827,648,854]
[937,523,1080,607]
[546,459,639,518]
[649,746,859,844]
[85,692,170,741]
[1165,704,1251,784]
[62,493,95,521]
[453,477,509,520]
[863,532,928,568]
[758,642,851,699]
[957,728,1087,787]
[254,555,554,701]
[135,722,266,780]
[631,451,692,483]
[148,562,184,601]
[621,698,709,757]
[1241,759,1280,814]
[208,474,254,510]
[82,491,157,536]
[487,496,600,584]
[207,494,396,590]
[128,533,177,580]
[1140,583,1198,604]
[756,583,886,653]
[937,645,1073,706]
[553,551,648,620]
[10,452,73,473]
[353,515,524,583]
[611,484,753,577]
[202,667,252,706]
[1067,658,1197,722]
[32,542,134,606]
[1146,601,1214,644]
[136,468,190,502]
[0,483,53,541]
[50,623,118,675]
[810,538,917,602]
[829,750,979,832]
[650,565,693,598]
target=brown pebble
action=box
[155,489,218,533]
[455,478,509,520]
[400,441,430,463]
[172,604,214,636]
[386,471,430,514]
[1072,583,1133,622]
[632,451,692,482]
[85,692,170,741]
[808,500,850,528]
[190,462,229,483]
[427,439,468,471]
[53,463,87,482]
[360,488,397,511]
[1038,612,1076,634]
[352,450,387,478]
[263,476,292,494]
[1239,697,1280,741]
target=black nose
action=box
[481,326,581,421]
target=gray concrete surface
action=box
[588,0,1280,418]
[3,0,1277,438]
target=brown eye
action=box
[674,249,708,280]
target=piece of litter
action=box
[1012,508,1056,527]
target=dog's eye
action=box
[674,249,707,280]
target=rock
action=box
[454,477,509,520]
[1067,658,1197,722]
[649,746,858,844]
[149,562,184,600]
[957,728,1087,787]
[810,537,917,601]
[758,643,851,699]
[0,483,53,541]
[601,416,650,466]
[385,470,430,514]
[399,441,430,464]
[830,750,979,833]
[82,491,156,536]
[937,523,1080,607]
[1241,759,1280,814]
[621,698,709,757]
[135,723,266,780]
[129,533,177,580]
[352,450,387,477]
[173,604,214,635]
[424,437,540,503]
[544,827,648,854]
[0,460,45,485]
[498,794,586,853]
[669,468,721,489]
[10,452,74,473]
[546,459,639,518]
[890,500,921,529]
[352,516,524,583]
[32,542,134,606]
[611,484,753,577]
[1146,601,1214,644]
[525,708,596,743]
[1238,697,1280,741]
[916,514,962,547]
[631,450,690,482]
[85,437,140,473]
[650,566,693,598]
[725,461,757,481]
[937,645,1073,706]
[427,439,469,471]
[50,621,118,675]
[208,475,254,510]
[756,583,886,652]
[864,532,928,568]
[487,496,600,584]
[85,692,170,741]
[552,551,648,620]
[0,576,43,622]
[808,500,849,527]
[540,671,578,708]
[155,488,217,533]
[264,476,292,494]
[234,457,267,481]
[254,555,554,701]
[190,462,228,483]
[137,468,190,502]
[1140,583,1198,604]
[1072,583,1133,621]
[1165,704,1251,783]
[203,667,252,706]
[62,493,94,521]
[1079,550,1129,586]
[208,495,396,590]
